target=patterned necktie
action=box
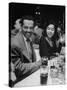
[26,39,33,60]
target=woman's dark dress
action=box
[39,36,61,59]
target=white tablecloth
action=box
[14,69,41,87]
[14,68,65,87]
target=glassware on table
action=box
[50,66,59,78]
[40,57,48,85]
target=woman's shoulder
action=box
[40,36,47,45]
[40,36,46,41]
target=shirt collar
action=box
[23,35,27,41]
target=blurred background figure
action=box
[11,18,21,36]
[56,25,65,55]
[59,33,65,55]
[14,19,21,31]
[30,22,43,62]
[57,25,64,39]
[57,26,62,38]
[31,22,43,50]
[34,24,43,41]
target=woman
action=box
[39,20,60,59]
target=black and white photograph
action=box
[9,2,65,87]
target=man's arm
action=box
[16,60,41,75]
[11,46,41,80]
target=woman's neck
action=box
[46,37,52,41]
[45,37,53,47]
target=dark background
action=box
[9,2,65,30]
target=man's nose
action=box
[27,28,31,32]
[27,28,33,33]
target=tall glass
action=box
[40,57,48,85]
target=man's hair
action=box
[20,15,35,26]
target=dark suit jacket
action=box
[10,32,40,85]
[39,36,59,59]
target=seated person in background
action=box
[56,25,65,53]
[39,20,61,59]
[57,25,62,38]
[34,22,43,44]
[31,22,43,46]
[55,29,65,76]
[11,18,22,36]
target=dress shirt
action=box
[23,35,32,60]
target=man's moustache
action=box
[24,31,34,33]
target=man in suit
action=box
[10,16,42,86]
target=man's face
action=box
[22,19,34,39]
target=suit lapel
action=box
[19,33,32,62]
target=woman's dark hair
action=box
[43,19,58,41]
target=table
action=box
[14,49,41,87]
[14,69,41,87]
[14,50,65,87]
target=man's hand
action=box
[14,59,23,70]
[11,71,17,81]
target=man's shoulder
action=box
[11,32,24,46]
[11,32,23,41]
[11,29,19,36]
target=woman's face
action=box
[46,24,55,39]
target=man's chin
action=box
[26,35,31,39]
